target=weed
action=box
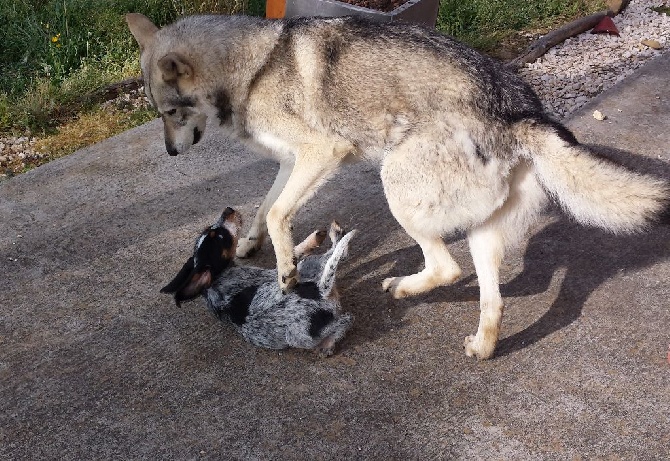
[652,4,670,15]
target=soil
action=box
[338,0,409,13]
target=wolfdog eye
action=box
[165,109,177,116]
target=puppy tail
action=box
[515,119,669,234]
[318,229,357,298]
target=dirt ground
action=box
[1,56,668,459]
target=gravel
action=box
[0,85,150,179]
[520,0,670,118]
[1,1,668,178]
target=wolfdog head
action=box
[126,13,209,156]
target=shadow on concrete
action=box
[497,145,670,355]
[326,143,670,355]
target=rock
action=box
[606,0,631,15]
[591,16,620,36]
[640,39,662,50]
[593,110,607,121]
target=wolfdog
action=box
[127,13,668,359]
[161,207,354,356]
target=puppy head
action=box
[161,207,242,305]
[126,13,208,156]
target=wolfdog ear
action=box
[126,13,158,52]
[158,52,194,83]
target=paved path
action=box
[1,55,669,459]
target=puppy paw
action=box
[318,346,334,358]
[463,334,495,360]
[317,336,337,357]
[236,237,261,258]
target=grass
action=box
[438,0,607,52]
[652,4,670,15]
[1,0,606,176]
[0,0,265,135]
[34,102,157,161]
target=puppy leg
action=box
[267,148,346,292]
[294,229,327,259]
[237,158,294,258]
[316,314,353,357]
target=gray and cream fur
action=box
[129,14,669,360]
[161,207,355,356]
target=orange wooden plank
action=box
[266,0,286,18]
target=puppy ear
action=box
[126,13,158,52]
[161,257,213,306]
[174,269,212,305]
[158,52,193,83]
[161,256,195,294]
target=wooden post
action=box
[266,0,286,18]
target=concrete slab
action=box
[1,54,669,459]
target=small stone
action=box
[640,39,662,50]
[606,0,630,15]
[593,110,607,121]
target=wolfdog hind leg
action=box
[464,226,505,360]
[237,158,294,258]
[380,141,463,298]
[381,228,462,298]
[464,162,546,359]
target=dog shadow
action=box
[335,144,670,354]
[495,217,669,356]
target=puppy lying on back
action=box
[161,207,355,356]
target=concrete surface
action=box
[1,54,669,459]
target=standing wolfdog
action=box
[127,13,668,359]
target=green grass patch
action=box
[437,0,607,51]
[0,0,264,135]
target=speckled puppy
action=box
[161,207,355,356]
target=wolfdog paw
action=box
[279,267,299,294]
[236,237,262,258]
[383,268,461,299]
[463,335,495,360]
[382,277,411,299]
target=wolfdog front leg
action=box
[267,145,349,293]
[237,158,295,258]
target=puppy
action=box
[161,207,355,356]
